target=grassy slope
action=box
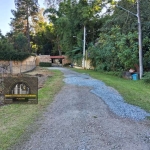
[0,69,64,150]
[72,68,150,112]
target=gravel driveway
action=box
[13,67,150,150]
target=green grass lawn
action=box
[72,68,150,113]
[0,69,64,150]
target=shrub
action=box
[63,63,71,67]
[142,72,150,83]
[0,51,30,61]
[0,37,30,61]
[39,62,52,67]
[14,33,28,52]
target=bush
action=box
[0,37,30,61]
[14,33,28,51]
[0,51,30,61]
[63,63,71,67]
[39,62,52,67]
[142,72,150,83]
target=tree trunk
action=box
[27,5,31,53]
[58,48,62,56]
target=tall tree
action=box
[44,0,63,8]
[32,8,47,33]
[44,0,103,58]
[11,0,39,52]
[14,32,28,52]
[86,0,150,72]
[31,8,55,55]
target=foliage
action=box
[0,36,14,52]
[86,0,150,72]
[3,0,150,73]
[10,0,39,52]
[88,26,139,71]
[66,46,82,65]
[31,8,55,55]
[63,63,71,67]
[44,0,103,57]
[39,62,52,67]
[0,50,30,61]
[142,72,150,83]
[0,36,29,60]
[96,0,150,72]
[14,32,28,52]
[44,0,63,8]
[31,22,54,55]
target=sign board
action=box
[4,76,38,104]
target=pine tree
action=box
[10,0,39,52]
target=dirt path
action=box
[12,68,150,150]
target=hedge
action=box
[39,62,52,67]
[0,51,30,61]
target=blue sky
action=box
[0,0,45,35]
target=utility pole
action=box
[137,0,143,79]
[83,25,86,69]
[116,0,143,79]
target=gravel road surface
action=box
[13,67,150,150]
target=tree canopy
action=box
[1,0,150,73]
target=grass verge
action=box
[0,69,64,150]
[72,68,150,112]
